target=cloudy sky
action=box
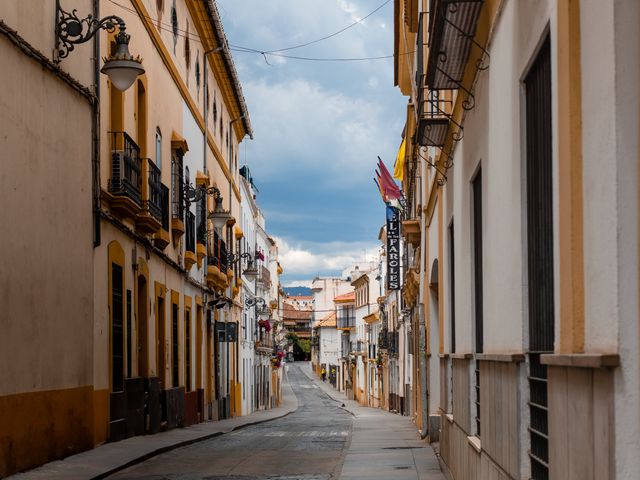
[217,0,405,286]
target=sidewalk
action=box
[300,363,446,480]
[8,373,298,480]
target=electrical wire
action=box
[231,47,396,62]
[108,0,401,63]
[228,0,392,54]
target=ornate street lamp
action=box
[208,189,233,231]
[227,251,259,282]
[245,297,271,319]
[55,1,144,91]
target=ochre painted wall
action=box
[0,387,94,477]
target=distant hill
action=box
[283,286,312,296]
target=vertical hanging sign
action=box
[386,206,400,290]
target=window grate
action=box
[528,354,549,480]
[475,361,481,437]
[185,309,191,392]
[172,303,179,388]
[111,263,124,392]
[525,35,552,480]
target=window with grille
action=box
[111,263,124,392]
[172,302,179,388]
[126,290,132,379]
[525,36,553,480]
[171,151,184,221]
[185,309,191,392]
[472,169,483,437]
[449,221,455,353]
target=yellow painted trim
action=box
[196,243,206,268]
[129,0,242,202]
[195,170,210,187]
[184,250,197,271]
[557,0,585,353]
[171,130,189,153]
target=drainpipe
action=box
[92,0,101,247]
[418,302,428,438]
[418,147,429,439]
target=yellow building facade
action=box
[0,0,252,475]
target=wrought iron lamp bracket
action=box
[245,296,266,309]
[55,0,127,62]
[227,251,254,267]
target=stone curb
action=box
[91,369,299,479]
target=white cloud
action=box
[283,279,315,288]
[242,77,402,187]
[273,236,380,276]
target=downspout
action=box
[92,0,101,247]
[419,147,428,438]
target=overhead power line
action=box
[230,47,397,63]
[229,0,392,54]
[108,0,399,63]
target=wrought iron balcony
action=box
[337,315,355,330]
[146,159,162,222]
[185,211,196,254]
[108,131,141,206]
[378,328,389,349]
[160,184,170,231]
[416,77,458,148]
[258,265,271,288]
[426,0,486,92]
[207,230,228,272]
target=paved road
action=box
[107,364,353,480]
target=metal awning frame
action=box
[426,0,490,112]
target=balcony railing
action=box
[160,184,170,231]
[146,159,162,221]
[185,211,195,253]
[416,75,458,148]
[207,230,228,272]
[256,332,275,352]
[368,344,376,359]
[337,315,355,329]
[259,265,271,288]
[378,328,389,349]
[171,155,184,221]
[196,197,207,245]
[109,131,141,204]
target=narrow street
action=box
[107,364,352,480]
